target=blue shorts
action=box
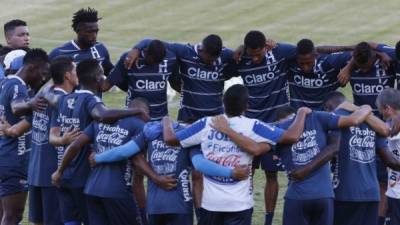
[86,194,142,225]
[387,197,400,225]
[376,157,388,183]
[29,185,62,225]
[283,198,333,225]
[57,187,88,224]
[148,213,193,225]
[333,201,378,225]
[253,151,284,172]
[0,167,28,197]
[198,208,253,225]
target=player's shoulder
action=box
[94,42,109,51]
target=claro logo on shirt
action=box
[136,80,166,90]
[244,71,276,85]
[187,67,221,80]
[353,82,389,94]
[294,74,328,87]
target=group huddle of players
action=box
[1,6,400,225]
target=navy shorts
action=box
[0,168,28,197]
[58,187,88,224]
[148,213,193,225]
[86,194,142,225]
[29,185,63,225]
[198,208,253,225]
[387,197,400,225]
[283,198,333,225]
[376,156,388,183]
[253,151,284,172]
[333,201,378,225]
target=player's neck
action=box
[73,39,90,50]
[80,84,97,95]
[15,67,29,85]
[54,83,74,94]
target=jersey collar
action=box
[7,75,26,86]
[71,40,81,50]
[75,89,95,95]
[53,87,68,95]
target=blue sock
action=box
[378,216,386,225]
[64,221,81,225]
[140,208,148,225]
[264,212,274,225]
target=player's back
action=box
[0,76,30,169]
[84,116,144,198]
[55,89,103,188]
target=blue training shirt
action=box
[333,109,388,201]
[276,111,340,200]
[28,87,68,187]
[52,89,103,188]
[84,116,144,198]
[0,75,31,174]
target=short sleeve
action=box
[376,135,388,151]
[11,83,29,102]
[252,120,285,145]
[376,44,396,59]
[176,118,208,148]
[315,111,340,131]
[133,132,147,150]
[107,53,128,89]
[277,43,297,59]
[86,95,103,113]
[83,122,96,141]
[326,52,352,70]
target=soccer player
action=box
[161,84,312,225]
[273,101,372,225]
[49,8,113,75]
[51,98,175,225]
[104,39,178,120]
[376,88,400,225]
[287,38,351,110]
[0,19,30,79]
[0,49,49,225]
[47,59,148,225]
[88,115,252,225]
[126,34,237,122]
[323,91,400,225]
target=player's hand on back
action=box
[265,38,277,51]
[154,175,177,190]
[288,169,307,181]
[0,117,11,136]
[51,170,62,187]
[297,107,312,115]
[88,152,97,168]
[210,115,230,134]
[124,48,140,69]
[375,51,392,70]
[28,95,47,112]
[233,45,245,63]
[62,126,82,145]
[143,122,162,141]
[232,165,250,180]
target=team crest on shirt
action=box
[67,98,75,109]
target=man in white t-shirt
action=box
[162,84,311,225]
[376,88,400,225]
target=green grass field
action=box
[1,0,399,224]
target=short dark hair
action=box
[323,91,346,109]
[147,40,166,64]
[50,56,74,85]
[395,40,400,61]
[275,106,296,121]
[353,42,372,66]
[202,34,222,57]
[23,48,48,66]
[71,7,101,32]
[376,88,400,110]
[4,19,27,35]
[223,84,248,117]
[297,39,315,55]
[244,30,266,49]
[76,58,101,86]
